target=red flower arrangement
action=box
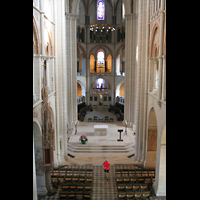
[79,135,88,144]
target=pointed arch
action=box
[149,22,160,57]
[77,43,87,58]
[115,43,125,57]
[145,107,158,168]
[45,27,53,56]
[33,16,40,54]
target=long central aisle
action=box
[92,165,117,200]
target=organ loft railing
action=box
[41,60,55,172]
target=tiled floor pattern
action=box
[39,164,145,200]
[92,165,117,200]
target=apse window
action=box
[97,0,105,20]
[96,78,105,89]
[97,51,104,65]
[97,49,105,73]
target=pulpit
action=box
[117,129,123,141]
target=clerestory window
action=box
[97,0,105,20]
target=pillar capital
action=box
[125,13,138,20]
[65,13,78,21]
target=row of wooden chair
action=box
[88,116,114,122]
[51,168,93,176]
[59,191,91,200]
[118,191,150,199]
[52,176,93,186]
[61,183,92,193]
[115,169,155,177]
[117,183,149,192]
[149,197,166,200]
[116,176,155,184]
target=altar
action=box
[94,125,108,136]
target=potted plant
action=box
[79,135,88,144]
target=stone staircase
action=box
[68,142,135,153]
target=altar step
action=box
[67,142,135,153]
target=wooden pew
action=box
[117,183,149,192]
[115,168,155,177]
[59,191,92,200]
[117,191,150,200]
[109,105,124,121]
[116,176,155,184]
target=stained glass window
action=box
[97,0,105,20]
[97,51,104,65]
[96,78,105,89]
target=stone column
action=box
[112,56,116,105]
[134,0,149,163]
[153,58,158,91]
[148,57,154,92]
[124,13,138,128]
[66,13,78,129]
[134,0,143,161]
[161,55,166,101]
[54,0,67,163]
[86,57,90,104]
[157,0,165,102]
[140,0,150,163]
[33,132,38,200]
[40,0,45,56]
[157,56,162,100]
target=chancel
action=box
[33,0,166,199]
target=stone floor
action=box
[64,109,139,166]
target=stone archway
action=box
[33,120,47,196]
[153,124,166,196]
[146,107,157,168]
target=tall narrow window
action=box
[97,50,105,73]
[107,54,112,74]
[97,0,105,20]
[97,51,104,65]
[90,54,95,73]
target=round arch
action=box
[77,80,86,96]
[89,44,113,58]
[91,77,110,89]
[90,77,111,96]
[115,80,125,97]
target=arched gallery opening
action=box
[146,107,157,168]
[33,121,46,196]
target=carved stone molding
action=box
[65,13,78,21]
[125,13,138,21]
[157,100,162,107]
